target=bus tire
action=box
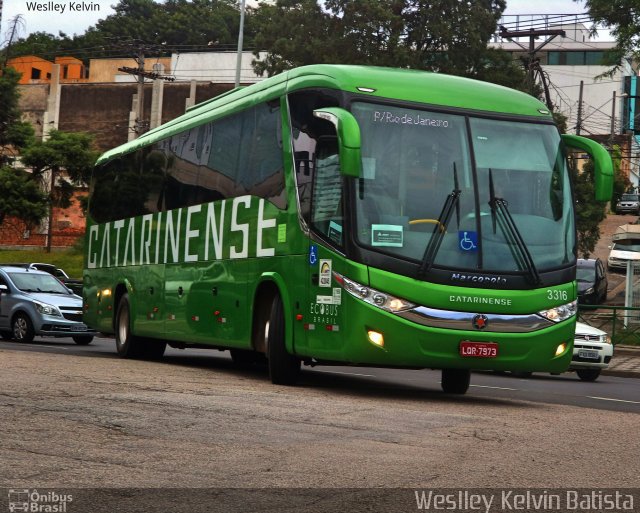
[441,369,470,394]
[230,348,264,367]
[576,368,601,382]
[115,293,146,358]
[144,339,167,360]
[267,295,300,385]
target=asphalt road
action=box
[2,334,639,502]
[2,335,639,414]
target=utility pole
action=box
[610,90,618,137]
[235,0,246,88]
[135,47,145,136]
[117,41,174,138]
[499,26,565,110]
[576,80,584,135]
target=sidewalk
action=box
[602,344,640,378]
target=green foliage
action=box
[3,0,251,63]
[610,144,631,213]
[0,247,84,279]
[571,158,607,259]
[251,0,525,88]
[21,130,99,209]
[583,0,640,77]
[0,167,48,227]
[0,67,35,164]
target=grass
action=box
[0,247,84,279]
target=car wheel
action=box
[12,313,35,343]
[576,368,601,382]
[266,294,300,385]
[72,335,94,345]
[441,369,470,394]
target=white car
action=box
[511,322,613,381]
[570,321,613,381]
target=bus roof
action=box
[97,64,552,165]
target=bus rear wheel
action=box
[441,369,470,394]
[266,295,300,385]
[115,293,166,359]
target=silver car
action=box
[0,266,96,344]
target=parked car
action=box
[0,263,83,295]
[510,322,613,381]
[570,321,613,381]
[616,193,640,214]
[576,258,608,304]
[607,239,640,271]
[0,266,96,345]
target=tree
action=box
[0,167,48,228]
[571,145,625,258]
[609,144,631,213]
[251,0,523,88]
[4,0,252,63]
[0,67,35,165]
[20,130,99,251]
[582,0,640,76]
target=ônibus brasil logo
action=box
[8,489,73,512]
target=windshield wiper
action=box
[418,165,461,278]
[488,170,541,285]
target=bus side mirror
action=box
[313,107,361,178]
[561,134,613,202]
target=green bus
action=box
[84,65,613,394]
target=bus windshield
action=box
[351,102,574,276]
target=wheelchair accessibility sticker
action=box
[458,231,478,251]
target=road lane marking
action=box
[470,385,519,391]
[587,396,640,405]
[315,370,375,378]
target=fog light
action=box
[367,330,384,347]
[555,342,567,356]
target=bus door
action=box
[304,137,347,359]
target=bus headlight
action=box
[538,300,577,323]
[333,272,415,313]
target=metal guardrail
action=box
[578,305,640,346]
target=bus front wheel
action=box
[441,369,470,394]
[266,295,300,385]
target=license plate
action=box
[71,323,88,331]
[578,349,599,360]
[460,341,498,358]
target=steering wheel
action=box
[409,219,446,232]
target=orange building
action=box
[7,55,87,84]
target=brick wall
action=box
[0,190,86,250]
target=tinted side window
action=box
[243,101,286,209]
[90,101,286,223]
[89,147,165,223]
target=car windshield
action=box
[9,273,70,294]
[620,194,639,201]
[612,241,640,252]
[350,102,574,275]
[576,266,595,282]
